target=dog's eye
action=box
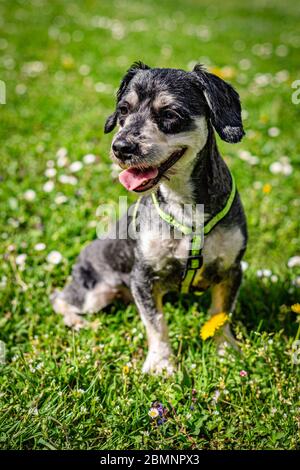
[162,110,178,120]
[119,105,129,116]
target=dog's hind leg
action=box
[51,269,130,330]
[208,263,242,352]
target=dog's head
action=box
[105,62,244,193]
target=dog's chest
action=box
[139,224,245,276]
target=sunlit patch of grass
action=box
[0,0,300,450]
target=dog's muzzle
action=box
[118,147,187,192]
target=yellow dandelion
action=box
[208,66,236,80]
[262,183,272,194]
[122,365,129,374]
[291,303,300,314]
[200,313,229,340]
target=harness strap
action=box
[132,171,236,294]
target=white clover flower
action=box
[271,275,278,283]
[83,153,96,164]
[47,251,62,265]
[46,160,55,168]
[34,243,46,251]
[268,127,280,137]
[23,189,36,201]
[43,180,54,192]
[288,256,300,268]
[16,254,27,266]
[44,168,57,178]
[256,269,263,278]
[69,161,83,172]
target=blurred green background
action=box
[0,0,299,450]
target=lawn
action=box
[0,0,300,450]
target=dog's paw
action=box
[215,324,240,355]
[51,291,87,331]
[142,352,175,376]
[63,312,87,331]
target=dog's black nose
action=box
[112,140,138,160]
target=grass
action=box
[0,0,300,450]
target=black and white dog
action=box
[52,63,247,374]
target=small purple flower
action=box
[157,417,167,426]
[192,389,197,395]
[190,405,195,411]
[157,404,164,417]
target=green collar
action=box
[133,171,236,294]
[151,171,236,236]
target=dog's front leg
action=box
[131,266,174,375]
[209,263,242,353]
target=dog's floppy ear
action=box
[104,61,150,134]
[192,64,244,143]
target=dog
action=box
[51,62,247,374]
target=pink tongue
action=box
[119,167,159,191]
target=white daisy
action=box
[83,153,96,164]
[45,168,57,178]
[288,256,300,268]
[43,180,54,193]
[23,189,36,201]
[69,161,83,173]
[241,261,249,271]
[268,127,280,137]
[262,269,272,277]
[46,251,62,265]
[56,147,68,159]
[54,194,68,205]
[34,243,46,251]
[16,254,27,266]
[58,174,78,185]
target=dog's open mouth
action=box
[118,147,187,192]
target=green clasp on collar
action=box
[133,171,236,294]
